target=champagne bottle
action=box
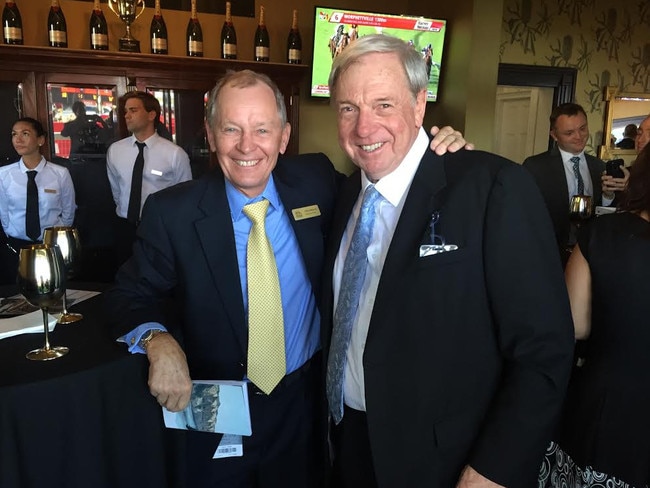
[186,0,203,57]
[2,1,23,45]
[150,0,168,55]
[254,5,269,62]
[220,1,237,59]
[286,9,302,64]
[48,0,67,48]
[89,0,108,51]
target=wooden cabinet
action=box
[0,44,309,159]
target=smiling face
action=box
[550,113,589,155]
[11,121,44,166]
[334,52,426,182]
[205,81,291,198]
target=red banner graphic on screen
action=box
[327,11,444,32]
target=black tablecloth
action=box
[0,287,181,488]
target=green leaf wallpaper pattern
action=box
[501,0,650,153]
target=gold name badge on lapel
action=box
[292,204,321,221]
[44,188,57,194]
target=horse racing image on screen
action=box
[311,7,447,102]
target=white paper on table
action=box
[0,310,58,340]
[0,289,101,340]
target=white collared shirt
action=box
[0,157,76,241]
[333,127,429,411]
[106,132,192,219]
[558,148,594,201]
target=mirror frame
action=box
[599,86,650,162]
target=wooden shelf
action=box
[0,44,309,155]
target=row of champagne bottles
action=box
[2,0,302,63]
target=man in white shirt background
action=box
[106,91,191,266]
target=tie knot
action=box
[570,156,580,166]
[27,170,37,180]
[360,185,380,213]
[136,141,146,153]
[243,199,270,225]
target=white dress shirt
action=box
[0,157,76,241]
[558,148,594,201]
[558,148,613,207]
[333,127,429,411]
[106,132,192,219]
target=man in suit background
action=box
[522,103,622,266]
[615,123,637,149]
[322,34,574,488]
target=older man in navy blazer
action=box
[322,35,574,488]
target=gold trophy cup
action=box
[108,0,145,53]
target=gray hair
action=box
[205,70,287,129]
[328,34,429,102]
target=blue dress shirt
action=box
[124,175,320,375]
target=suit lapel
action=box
[551,149,570,205]
[194,173,247,353]
[273,164,326,298]
[373,151,447,313]
[586,155,603,203]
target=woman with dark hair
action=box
[540,143,650,487]
[0,117,75,283]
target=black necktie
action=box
[127,142,146,224]
[25,170,40,241]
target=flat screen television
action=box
[311,7,447,102]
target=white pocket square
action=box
[419,244,459,257]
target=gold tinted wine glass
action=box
[569,195,593,222]
[43,226,83,324]
[18,244,69,361]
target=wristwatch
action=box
[138,329,167,352]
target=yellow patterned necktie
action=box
[243,199,286,394]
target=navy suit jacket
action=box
[523,147,605,252]
[108,152,341,380]
[321,149,574,487]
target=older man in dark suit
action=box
[322,34,574,488]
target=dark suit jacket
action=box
[107,152,340,381]
[523,147,605,253]
[321,149,574,488]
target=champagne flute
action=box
[18,244,69,361]
[43,226,83,324]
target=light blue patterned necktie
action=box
[571,156,584,195]
[326,184,381,424]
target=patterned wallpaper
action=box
[500,0,650,155]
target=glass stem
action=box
[42,307,52,351]
[62,290,69,314]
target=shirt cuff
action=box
[602,194,615,207]
[117,322,168,354]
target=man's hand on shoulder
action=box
[430,126,475,155]
[456,465,506,488]
[145,333,193,412]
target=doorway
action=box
[494,64,577,163]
